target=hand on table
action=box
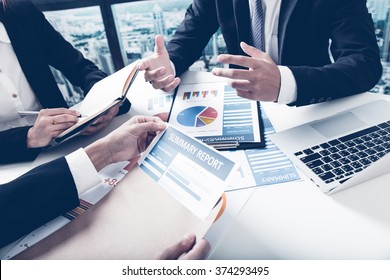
[212,42,281,102]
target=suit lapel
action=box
[233,0,251,55]
[278,0,298,63]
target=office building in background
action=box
[36,0,390,105]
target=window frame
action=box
[33,0,148,71]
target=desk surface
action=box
[2,72,390,259]
[209,92,390,259]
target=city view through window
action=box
[42,0,390,105]
[368,0,390,94]
[44,0,226,106]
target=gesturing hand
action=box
[138,35,180,92]
[212,41,281,102]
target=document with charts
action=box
[168,82,265,150]
[138,124,238,220]
[222,105,301,191]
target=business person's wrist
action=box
[26,127,44,148]
[84,138,113,172]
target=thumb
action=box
[154,34,167,56]
[156,234,196,260]
[240,41,273,63]
[130,121,166,137]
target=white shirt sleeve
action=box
[65,148,102,196]
[277,66,298,105]
[170,60,176,76]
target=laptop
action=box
[270,100,390,194]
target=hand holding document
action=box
[8,124,238,259]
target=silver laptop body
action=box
[270,100,390,194]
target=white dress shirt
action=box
[249,0,298,104]
[0,22,42,132]
[1,23,99,194]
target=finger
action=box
[228,79,252,92]
[144,67,167,82]
[137,58,150,71]
[240,41,262,58]
[156,234,196,260]
[151,74,175,89]
[180,239,211,260]
[217,54,260,69]
[153,112,169,122]
[51,122,78,132]
[90,121,109,131]
[129,115,165,125]
[236,89,255,100]
[240,41,274,64]
[107,105,120,117]
[51,114,79,125]
[92,112,115,125]
[154,34,167,56]
[129,120,166,137]
[212,68,253,80]
[80,125,99,135]
[161,77,181,92]
[40,108,80,117]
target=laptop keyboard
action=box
[294,121,390,185]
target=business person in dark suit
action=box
[0,115,210,259]
[0,0,130,164]
[139,0,381,107]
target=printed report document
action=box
[168,81,265,150]
[139,124,238,220]
[4,124,238,259]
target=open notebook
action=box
[48,62,139,147]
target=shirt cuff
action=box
[277,66,298,105]
[65,148,102,196]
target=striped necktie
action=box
[251,0,265,51]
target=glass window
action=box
[111,0,227,71]
[44,6,114,106]
[367,0,390,95]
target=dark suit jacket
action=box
[0,157,79,248]
[167,0,382,106]
[0,0,129,163]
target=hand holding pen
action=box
[23,108,81,148]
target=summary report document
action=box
[139,124,238,220]
[49,61,139,147]
[169,81,265,150]
[2,124,237,259]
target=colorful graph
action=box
[182,90,218,100]
[177,106,218,127]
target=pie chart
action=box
[177,106,218,127]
